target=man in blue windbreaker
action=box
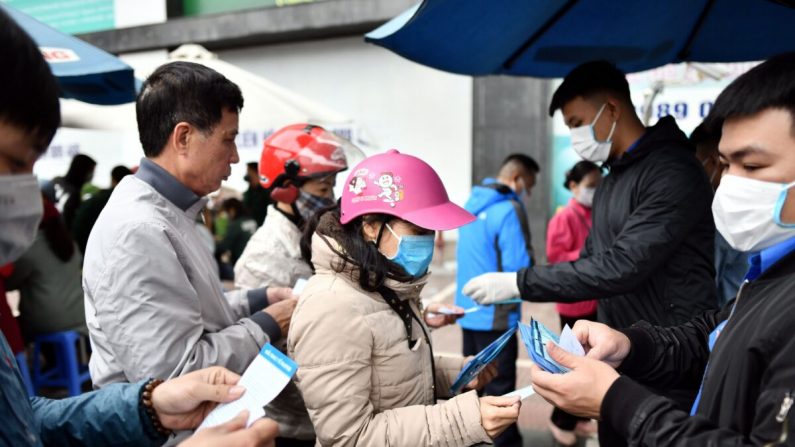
[455,153,538,447]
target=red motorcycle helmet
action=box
[259,124,362,203]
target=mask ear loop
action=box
[592,102,617,143]
[591,102,607,126]
[384,223,402,242]
[605,120,617,142]
[774,181,795,227]
[374,219,388,245]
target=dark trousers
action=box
[550,313,597,431]
[462,328,522,447]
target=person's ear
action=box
[568,180,578,193]
[171,122,192,157]
[605,98,622,123]
[510,175,523,191]
[361,219,381,242]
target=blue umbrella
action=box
[366,0,795,77]
[3,4,137,105]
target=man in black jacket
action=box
[466,60,716,327]
[531,52,795,445]
[465,61,716,410]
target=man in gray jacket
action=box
[83,62,296,391]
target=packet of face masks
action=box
[449,326,517,394]
[519,319,584,374]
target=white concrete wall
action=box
[218,36,474,207]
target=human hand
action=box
[572,320,631,368]
[530,342,619,419]
[423,303,465,328]
[462,272,520,305]
[151,366,246,431]
[464,360,497,391]
[179,411,279,447]
[266,287,296,303]
[263,298,297,338]
[478,395,521,439]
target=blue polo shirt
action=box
[691,235,795,415]
[745,236,795,281]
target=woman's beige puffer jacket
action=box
[287,227,492,447]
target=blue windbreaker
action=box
[455,179,532,331]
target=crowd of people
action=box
[3,4,795,446]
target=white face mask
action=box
[576,186,596,207]
[712,174,795,253]
[570,103,617,163]
[0,174,43,264]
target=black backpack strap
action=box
[376,285,438,402]
[494,233,503,272]
[507,198,535,265]
[482,183,535,266]
[376,286,418,349]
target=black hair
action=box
[706,52,795,135]
[63,154,96,189]
[301,204,413,292]
[136,61,244,157]
[549,60,632,117]
[502,153,540,174]
[689,121,722,162]
[564,160,600,190]
[111,165,133,184]
[222,197,246,218]
[0,7,60,152]
[689,121,721,147]
[247,162,258,171]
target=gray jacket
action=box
[84,159,279,388]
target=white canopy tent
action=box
[40,44,374,192]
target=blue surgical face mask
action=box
[383,223,435,277]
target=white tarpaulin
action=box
[47,44,373,192]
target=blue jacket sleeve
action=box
[31,381,166,447]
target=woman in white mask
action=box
[545,160,601,444]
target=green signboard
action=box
[3,0,115,34]
[183,0,318,16]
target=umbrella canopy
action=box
[365,0,795,77]
[3,4,137,105]
[60,44,354,132]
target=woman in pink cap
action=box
[287,150,521,446]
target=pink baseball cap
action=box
[340,149,475,231]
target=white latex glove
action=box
[462,272,520,305]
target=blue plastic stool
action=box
[14,351,35,396]
[32,331,91,396]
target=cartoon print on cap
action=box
[348,168,368,195]
[375,172,403,207]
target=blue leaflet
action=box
[519,319,570,374]
[449,326,518,394]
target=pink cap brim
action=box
[401,201,476,231]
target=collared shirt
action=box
[691,235,795,415]
[135,158,201,211]
[83,158,277,389]
[624,130,646,154]
[745,236,795,281]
